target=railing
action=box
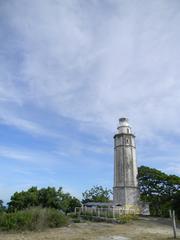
[75,206,138,218]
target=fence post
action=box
[81,206,83,215]
[169,209,177,239]
[172,210,177,239]
[169,209,172,218]
[98,208,100,217]
[85,206,87,215]
[112,207,114,218]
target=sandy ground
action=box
[0,217,179,240]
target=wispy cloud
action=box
[1,0,180,140]
[0,146,31,161]
[0,145,57,166]
[161,163,180,175]
[0,108,61,137]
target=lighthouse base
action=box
[113,186,150,215]
[113,186,139,206]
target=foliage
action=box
[116,214,138,224]
[81,213,137,224]
[0,207,69,231]
[138,166,180,217]
[0,200,5,213]
[8,187,81,213]
[73,218,81,223]
[8,187,39,211]
[38,187,60,209]
[82,185,112,203]
[56,189,81,212]
[66,197,81,212]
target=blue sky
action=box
[0,0,180,203]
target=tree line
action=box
[0,166,179,218]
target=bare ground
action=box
[0,217,179,240]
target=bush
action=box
[73,218,81,223]
[68,212,78,218]
[116,214,138,224]
[0,207,69,231]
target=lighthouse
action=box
[113,118,139,208]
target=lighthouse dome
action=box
[117,117,132,134]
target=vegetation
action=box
[0,187,79,232]
[0,207,68,231]
[8,186,81,213]
[82,185,112,203]
[116,214,138,223]
[138,166,180,218]
[0,165,179,233]
[80,213,137,224]
[0,200,5,213]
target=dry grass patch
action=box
[0,217,179,240]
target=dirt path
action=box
[0,217,179,240]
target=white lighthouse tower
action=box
[113,118,139,208]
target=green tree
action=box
[38,187,60,209]
[67,197,81,212]
[138,166,180,216]
[56,188,81,213]
[82,185,112,203]
[8,187,39,211]
[0,200,5,212]
[8,186,81,213]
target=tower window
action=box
[127,129,129,133]
[126,139,129,143]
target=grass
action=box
[0,218,179,240]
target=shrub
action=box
[116,214,138,224]
[46,208,68,228]
[73,218,81,223]
[0,207,69,231]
